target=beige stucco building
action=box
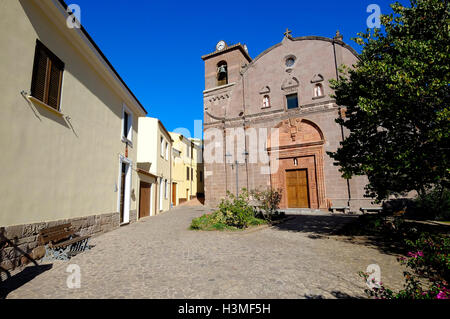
[0,0,148,270]
[137,117,173,214]
[170,133,204,206]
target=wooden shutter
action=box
[123,111,129,138]
[47,60,63,109]
[31,40,64,110]
[31,46,48,103]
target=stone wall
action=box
[0,212,120,272]
[129,210,137,225]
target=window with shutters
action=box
[122,104,133,144]
[31,40,64,111]
[165,142,169,160]
[186,142,190,159]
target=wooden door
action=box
[286,169,310,208]
[172,183,177,206]
[139,182,151,218]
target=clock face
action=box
[216,41,226,51]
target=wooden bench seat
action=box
[39,223,91,261]
[360,207,383,214]
[52,235,90,249]
[330,206,350,214]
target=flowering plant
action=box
[361,233,449,299]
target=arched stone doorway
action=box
[268,118,327,209]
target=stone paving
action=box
[1,206,406,299]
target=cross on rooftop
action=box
[284,28,292,38]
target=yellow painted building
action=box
[137,117,173,215]
[170,133,204,206]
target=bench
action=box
[360,207,383,215]
[39,223,91,261]
[330,206,350,214]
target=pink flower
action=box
[407,251,424,259]
[436,291,448,299]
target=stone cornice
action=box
[204,101,338,129]
[201,43,252,62]
[241,35,360,77]
[203,82,236,95]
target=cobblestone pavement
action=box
[2,206,406,299]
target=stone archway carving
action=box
[268,118,327,209]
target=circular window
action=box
[285,57,296,67]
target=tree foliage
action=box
[329,0,450,201]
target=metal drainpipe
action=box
[223,121,228,195]
[241,66,250,192]
[333,40,352,208]
[170,142,173,207]
[190,142,193,198]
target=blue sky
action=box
[72,0,400,138]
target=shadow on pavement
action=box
[273,214,358,236]
[305,291,365,299]
[0,264,53,299]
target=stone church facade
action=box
[202,31,374,211]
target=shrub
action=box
[250,188,283,221]
[401,233,450,282]
[190,189,268,231]
[360,232,450,299]
[217,190,255,229]
[359,271,449,299]
[413,187,450,221]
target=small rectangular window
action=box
[31,40,64,110]
[286,93,299,109]
[160,137,164,158]
[123,112,129,137]
[165,142,169,160]
[186,167,190,180]
[122,105,133,143]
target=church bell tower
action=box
[201,41,252,91]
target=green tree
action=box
[329,0,450,202]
